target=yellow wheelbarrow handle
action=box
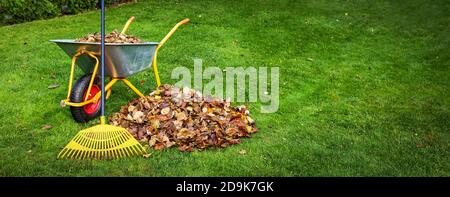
[157,18,190,50]
[152,18,190,87]
[121,16,136,34]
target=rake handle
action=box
[100,0,106,123]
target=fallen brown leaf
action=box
[143,153,151,158]
[42,125,53,130]
[47,84,60,89]
[416,143,427,148]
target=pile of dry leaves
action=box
[110,84,258,152]
[77,30,143,43]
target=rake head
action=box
[58,124,146,160]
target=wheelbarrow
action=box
[51,18,189,123]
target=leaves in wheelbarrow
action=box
[110,84,258,152]
[77,30,143,43]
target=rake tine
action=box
[127,147,135,157]
[126,147,132,157]
[124,147,131,157]
[135,144,145,155]
[84,151,90,160]
[125,132,134,139]
[84,150,91,160]
[123,148,129,158]
[115,135,124,146]
[113,150,118,159]
[81,151,87,160]
[75,150,82,160]
[133,146,142,156]
[70,150,80,160]
[73,149,82,159]
[104,133,109,147]
[109,149,114,159]
[81,135,92,149]
[129,147,137,157]
[140,145,147,155]
[117,149,123,159]
[119,148,126,158]
[129,146,137,157]
[134,146,143,156]
[78,150,85,160]
[63,149,72,159]
[82,133,93,147]
[114,132,121,147]
[72,133,83,143]
[118,132,128,144]
[91,150,96,159]
[94,132,100,151]
[110,131,118,148]
[95,149,99,159]
[129,145,140,156]
[101,132,105,150]
[76,147,86,159]
[112,133,118,149]
[76,136,86,148]
[128,145,137,155]
[113,149,120,159]
[105,132,111,149]
[111,149,116,159]
[66,148,75,159]
[114,134,122,148]
[137,144,146,153]
[57,148,68,159]
[118,148,125,158]
[65,149,73,160]
[89,150,94,159]
[133,146,142,155]
[91,151,96,160]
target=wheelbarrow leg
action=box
[121,79,145,97]
[151,52,161,87]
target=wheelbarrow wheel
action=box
[70,74,102,123]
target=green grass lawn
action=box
[0,0,449,176]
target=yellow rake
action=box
[57,122,146,159]
[55,0,189,159]
[57,1,146,160]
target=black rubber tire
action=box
[70,74,102,123]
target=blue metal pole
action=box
[100,0,105,118]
